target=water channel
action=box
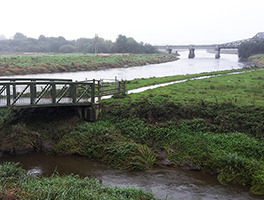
[1,51,263,200]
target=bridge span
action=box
[0,78,125,121]
[155,32,264,59]
[156,44,238,59]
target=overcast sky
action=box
[1,0,263,45]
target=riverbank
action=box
[1,64,264,197]
[0,53,178,76]
[249,54,264,66]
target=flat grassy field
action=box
[124,67,264,107]
[0,53,177,76]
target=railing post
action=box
[12,81,16,99]
[51,81,56,104]
[123,80,126,95]
[71,83,77,103]
[6,84,10,106]
[98,80,101,102]
[91,79,95,103]
[31,80,37,98]
[30,82,35,105]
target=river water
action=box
[1,51,263,200]
[1,50,245,81]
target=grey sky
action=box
[1,0,263,45]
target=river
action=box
[1,51,263,200]
[1,50,245,81]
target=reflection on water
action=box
[1,153,263,200]
[1,51,245,81]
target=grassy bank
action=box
[125,66,263,91]
[53,67,264,194]
[0,162,156,200]
[0,53,177,76]
[249,54,264,66]
[1,63,264,196]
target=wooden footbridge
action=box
[0,78,125,120]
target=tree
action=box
[238,40,264,60]
[59,44,75,53]
[113,34,128,53]
[13,32,27,40]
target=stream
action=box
[1,153,262,200]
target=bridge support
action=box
[188,47,195,59]
[75,104,102,122]
[215,46,220,59]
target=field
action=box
[0,53,178,76]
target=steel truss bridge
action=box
[155,32,264,59]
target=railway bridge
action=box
[155,32,264,59]
[0,78,125,121]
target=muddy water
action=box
[1,153,263,200]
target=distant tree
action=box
[59,44,75,53]
[75,38,92,52]
[26,45,40,52]
[127,37,140,53]
[38,35,46,41]
[13,32,27,40]
[113,34,128,53]
[142,43,157,54]
[238,40,264,60]
[0,33,157,54]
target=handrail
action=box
[0,78,126,108]
[0,78,72,82]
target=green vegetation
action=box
[249,54,264,66]
[98,67,264,194]
[0,53,177,76]
[0,162,156,200]
[125,66,262,91]
[53,121,156,170]
[0,33,157,54]
[238,40,264,60]
[1,58,264,197]
[125,68,264,107]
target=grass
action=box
[0,53,178,76]
[123,67,264,107]
[125,66,262,91]
[249,54,264,66]
[98,62,264,194]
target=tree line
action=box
[0,33,157,54]
[238,39,264,60]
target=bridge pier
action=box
[75,104,102,122]
[215,46,220,59]
[188,47,195,59]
